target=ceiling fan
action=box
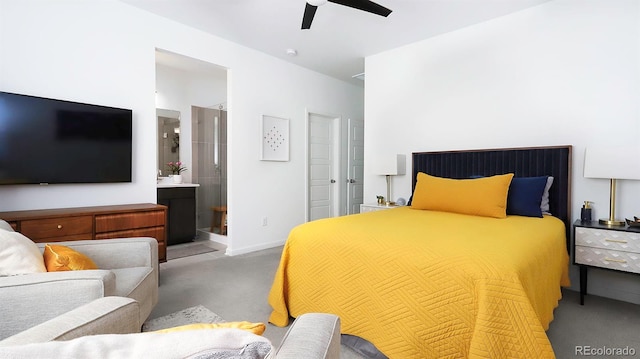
[301,0,392,30]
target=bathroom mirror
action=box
[157,108,181,176]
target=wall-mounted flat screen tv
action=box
[0,91,133,185]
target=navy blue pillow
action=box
[506,176,548,218]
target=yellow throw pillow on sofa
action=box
[43,244,98,272]
[155,321,266,336]
[411,172,514,218]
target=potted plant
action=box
[167,161,187,183]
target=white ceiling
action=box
[121,0,551,86]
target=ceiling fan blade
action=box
[328,0,392,17]
[301,3,318,29]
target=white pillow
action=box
[0,219,14,232]
[0,230,47,276]
[0,328,273,359]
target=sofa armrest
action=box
[37,237,158,271]
[0,270,116,340]
[273,313,341,359]
[0,297,141,347]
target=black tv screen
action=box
[0,91,133,185]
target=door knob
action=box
[330,179,336,183]
[349,179,356,183]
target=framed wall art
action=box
[260,115,289,161]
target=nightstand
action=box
[359,203,400,213]
[573,220,640,305]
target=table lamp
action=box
[583,146,640,226]
[377,154,406,205]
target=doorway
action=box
[155,48,228,244]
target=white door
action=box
[308,114,337,221]
[347,119,364,214]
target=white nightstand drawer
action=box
[575,245,640,274]
[360,203,399,213]
[360,205,378,213]
[575,227,640,253]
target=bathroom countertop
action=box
[157,183,200,188]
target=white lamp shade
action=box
[584,146,640,180]
[376,154,406,176]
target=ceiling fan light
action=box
[308,0,328,6]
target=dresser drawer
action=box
[96,227,166,262]
[7,221,18,231]
[575,245,640,274]
[95,226,165,241]
[95,211,165,233]
[21,216,93,241]
[575,227,640,253]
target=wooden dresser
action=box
[0,203,167,262]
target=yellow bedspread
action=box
[268,207,570,359]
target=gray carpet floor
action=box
[166,242,217,261]
[150,243,640,358]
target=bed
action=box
[269,146,572,358]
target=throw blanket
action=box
[269,207,570,358]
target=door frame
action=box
[305,109,343,222]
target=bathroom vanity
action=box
[157,182,199,246]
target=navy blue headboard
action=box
[412,146,572,247]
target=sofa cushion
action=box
[0,328,273,359]
[0,231,46,276]
[0,297,140,346]
[43,244,98,272]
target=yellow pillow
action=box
[154,321,266,335]
[411,172,514,218]
[43,244,98,272]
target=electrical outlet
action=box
[262,217,268,226]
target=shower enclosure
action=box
[192,105,227,237]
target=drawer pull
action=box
[604,257,627,263]
[605,239,627,244]
[57,224,63,229]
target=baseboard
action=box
[196,228,228,246]
[225,238,286,256]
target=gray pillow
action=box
[540,176,554,215]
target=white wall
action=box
[365,0,640,304]
[0,0,364,255]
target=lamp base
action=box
[599,218,625,226]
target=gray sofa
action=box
[0,237,158,340]
[0,296,341,359]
